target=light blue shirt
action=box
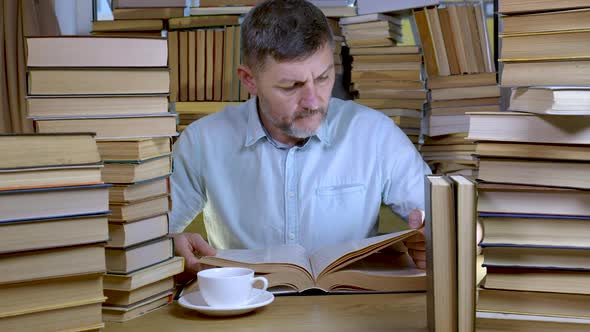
[170,97,431,252]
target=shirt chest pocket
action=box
[315,183,367,213]
[316,184,365,196]
[312,183,368,241]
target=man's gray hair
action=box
[241,0,334,73]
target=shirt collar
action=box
[244,97,332,148]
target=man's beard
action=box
[261,104,328,139]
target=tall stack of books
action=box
[343,13,426,148]
[473,1,590,330]
[0,134,109,331]
[414,4,499,177]
[26,36,183,322]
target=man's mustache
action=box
[294,107,325,119]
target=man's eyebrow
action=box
[276,64,335,85]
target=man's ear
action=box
[237,64,258,96]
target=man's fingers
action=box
[187,233,217,257]
[171,233,216,272]
[408,249,426,260]
[408,209,424,230]
[405,241,425,250]
[405,233,425,243]
[414,259,426,270]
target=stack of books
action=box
[26,36,183,322]
[0,134,109,331]
[413,3,499,177]
[343,13,426,147]
[473,1,590,330]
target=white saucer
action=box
[178,288,274,317]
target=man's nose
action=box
[299,82,320,110]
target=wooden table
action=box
[104,292,428,332]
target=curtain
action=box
[1,0,60,134]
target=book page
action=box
[308,229,417,280]
[202,244,312,274]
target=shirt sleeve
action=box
[379,119,432,222]
[169,127,207,233]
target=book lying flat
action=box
[104,277,174,306]
[0,302,104,332]
[0,184,110,223]
[0,245,106,285]
[102,291,173,322]
[482,245,590,270]
[27,95,169,118]
[0,133,100,169]
[35,114,178,140]
[0,273,104,318]
[484,267,590,295]
[509,87,590,115]
[478,288,590,319]
[477,158,590,189]
[197,230,426,293]
[97,137,171,162]
[103,257,184,291]
[102,154,171,184]
[26,36,167,67]
[475,142,590,161]
[0,214,108,254]
[91,19,164,32]
[107,214,169,248]
[478,181,590,216]
[108,176,169,203]
[0,164,103,191]
[501,60,590,87]
[105,237,174,274]
[480,214,590,248]
[477,311,590,332]
[28,68,170,95]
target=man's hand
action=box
[171,232,217,273]
[404,209,426,270]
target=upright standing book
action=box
[450,175,477,332]
[425,175,457,332]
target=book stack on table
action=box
[26,35,184,322]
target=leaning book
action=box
[196,230,426,293]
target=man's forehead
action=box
[263,49,333,81]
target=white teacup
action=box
[197,267,268,308]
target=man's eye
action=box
[280,82,303,91]
[316,75,328,82]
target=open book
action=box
[194,230,426,293]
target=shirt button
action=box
[288,191,295,198]
[288,233,295,240]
